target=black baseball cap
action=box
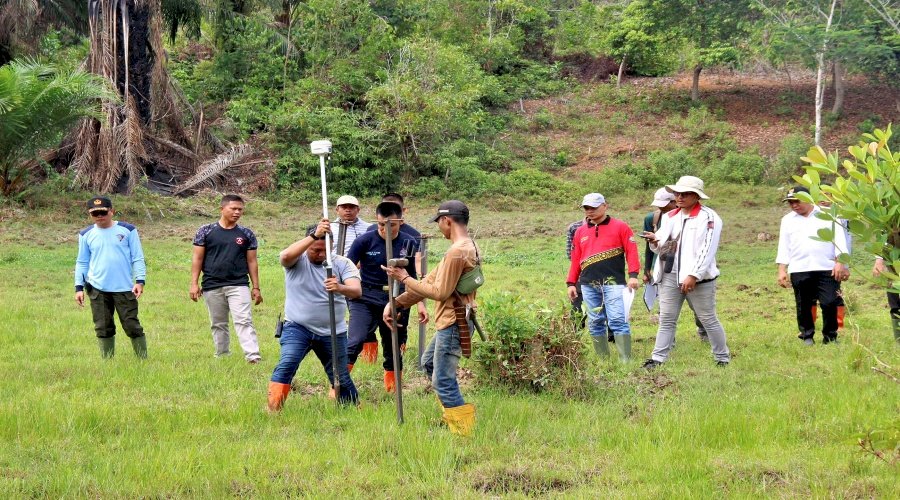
[429,200,469,222]
[87,196,112,211]
[782,186,810,202]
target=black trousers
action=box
[347,288,409,371]
[790,271,840,341]
[87,287,144,339]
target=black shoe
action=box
[802,338,815,346]
[642,359,662,370]
[608,334,615,343]
[716,361,729,367]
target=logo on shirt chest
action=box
[235,237,245,245]
[117,234,125,242]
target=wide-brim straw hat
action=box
[666,176,710,200]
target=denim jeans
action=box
[270,321,358,404]
[421,324,469,408]
[580,283,631,338]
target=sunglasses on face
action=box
[90,210,109,217]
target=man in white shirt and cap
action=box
[776,186,850,345]
[330,195,371,256]
[642,176,731,368]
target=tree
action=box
[644,0,754,101]
[0,60,111,198]
[796,125,900,291]
[68,0,228,194]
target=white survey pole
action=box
[311,140,334,267]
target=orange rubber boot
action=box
[384,370,398,393]
[837,305,845,330]
[811,306,818,324]
[360,342,378,363]
[267,382,291,412]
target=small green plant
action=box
[531,108,554,131]
[473,294,589,395]
[768,133,810,184]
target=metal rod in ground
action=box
[385,220,404,424]
[317,151,340,402]
[418,236,429,370]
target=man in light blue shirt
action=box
[74,196,148,358]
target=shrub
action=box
[768,133,810,184]
[473,294,589,394]
[669,106,737,164]
[706,150,767,184]
[530,108,555,131]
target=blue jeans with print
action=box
[580,283,631,338]
[271,321,358,404]
[421,324,470,408]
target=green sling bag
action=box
[455,240,484,295]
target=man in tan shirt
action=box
[383,200,479,436]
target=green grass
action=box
[1,188,898,497]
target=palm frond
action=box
[172,144,253,195]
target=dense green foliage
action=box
[1,1,897,200]
[0,60,111,199]
[797,126,900,290]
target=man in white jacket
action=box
[641,176,731,368]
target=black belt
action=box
[362,282,387,290]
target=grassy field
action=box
[0,187,898,497]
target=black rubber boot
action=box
[98,337,115,358]
[130,336,148,359]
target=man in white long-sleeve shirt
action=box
[776,186,850,345]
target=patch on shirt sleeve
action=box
[707,220,714,229]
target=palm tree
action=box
[0,59,112,197]
[68,0,244,194]
[0,0,88,66]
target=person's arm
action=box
[623,225,641,290]
[831,219,850,280]
[74,232,90,307]
[566,226,583,295]
[328,258,362,299]
[280,219,329,268]
[777,263,791,288]
[190,245,205,301]
[565,223,577,260]
[247,249,263,305]
[129,229,146,298]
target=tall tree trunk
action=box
[616,55,626,88]
[831,59,845,117]
[70,0,230,194]
[814,0,838,147]
[691,64,702,101]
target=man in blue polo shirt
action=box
[360,192,428,363]
[346,201,422,392]
[74,196,148,359]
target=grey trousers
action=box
[203,286,261,361]
[651,273,730,363]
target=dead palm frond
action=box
[172,144,253,195]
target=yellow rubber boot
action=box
[267,381,291,412]
[441,403,476,436]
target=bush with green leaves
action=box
[769,133,810,184]
[669,106,737,164]
[706,150,767,184]
[473,294,589,395]
[796,125,900,291]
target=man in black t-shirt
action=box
[346,201,425,392]
[190,194,263,363]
